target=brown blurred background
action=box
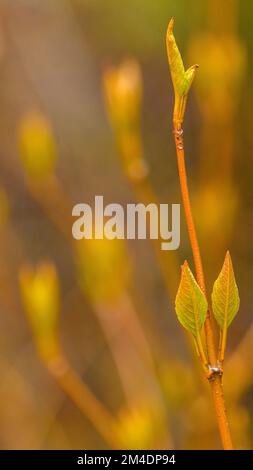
[0,0,253,450]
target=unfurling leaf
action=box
[212,251,240,330]
[175,261,207,337]
[166,18,198,97]
[166,18,198,125]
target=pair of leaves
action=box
[175,252,240,360]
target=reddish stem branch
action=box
[173,124,233,450]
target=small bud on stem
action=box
[166,18,199,128]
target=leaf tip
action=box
[167,17,175,37]
[224,250,233,270]
[181,260,189,277]
[181,260,189,269]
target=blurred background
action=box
[0,0,253,450]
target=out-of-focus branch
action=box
[19,261,118,448]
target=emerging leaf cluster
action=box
[175,252,240,364]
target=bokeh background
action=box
[0,0,253,449]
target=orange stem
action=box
[173,123,233,450]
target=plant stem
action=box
[173,122,234,450]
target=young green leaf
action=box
[211,251,240,331]
[166,18,198,98]
[175,261,207,337]
[166,18,198,126]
